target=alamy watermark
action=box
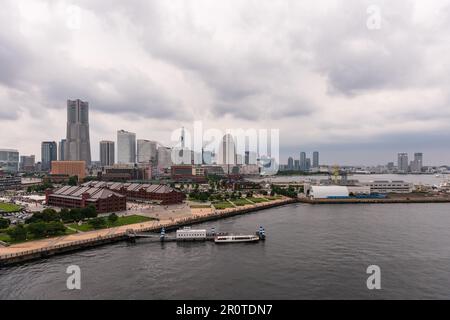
[66,4,82,30]
[66,265,81,290]
[366,265,381,290]
[366,5,382,30]
[169,121,280,176]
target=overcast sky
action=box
[1,0,450,165]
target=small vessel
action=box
[215,235,260,243]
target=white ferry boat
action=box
[214,235,260,243]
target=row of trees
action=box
[27,182,54,193]
[88,213,118,230]
[270,186,298,198]
[26,207,97,224]
[6,221,66,242]
[189,189,259,202]
[3,209,115,242]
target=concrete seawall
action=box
[0,198,296,266]
[298,196,450,204]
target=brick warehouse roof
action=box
[50,185,125,202]
[81,181,181,194]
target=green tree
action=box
[69,208,83,222]
[81,205,97,219]
[27,222,48,238]
[108,213,118,224]
[68,176,78,186]
[88,217,107,230]
[0,217,10,229]
[46,221,66,236]
[60,208,71,222]
[26,209,60,224]
[7,224,28,242]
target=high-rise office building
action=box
[137,140,158,163]
[0,149,19,173]
[65,99,91,166]
[244,151,258,165]
[59,139,66,161]
[100,141,115,166]
[294,160,300,171]
[305,158,311,171]
[287,157,294,170]
[397,153,409,173]
[300,152,307,171]
[20,155,35,172]
[117,130,136,164]
[157,146,173,169]
[313,151,319,168]
[41,141,57,171]
[218,134,237,165]
[412,153,423,173]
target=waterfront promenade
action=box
[0,197,294,265]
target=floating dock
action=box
[127,226,266,243]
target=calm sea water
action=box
[1,202,450,300]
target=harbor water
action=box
[1,202,450,299]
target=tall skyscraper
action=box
[20,155,35,172]
[313,151,319,168]
[137,140,158,163]
[117,130,136,164]
[294,160,300,171]
[100,141,115,166]
[41,141,57,171]
[287,157,294,170]
[218,134,237,165]
[0,149,19,173]
[300,152,307,171]
[305,158,311,171]
[59,139,66,161]
[157,146,173,169]
[65,99,91,166]
[397,153,409,173]
[412,153,423,173]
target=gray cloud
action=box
[1,0,450,164]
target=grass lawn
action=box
[246,197,269,203]
[231,198,253,206]
[68,215,155,232]
[0,202,22,213]
[0,233,10,243]
[213,201,235,210]
[0,227,76,244]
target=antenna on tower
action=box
[181,126,185,149]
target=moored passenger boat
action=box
[214,235,260,243]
